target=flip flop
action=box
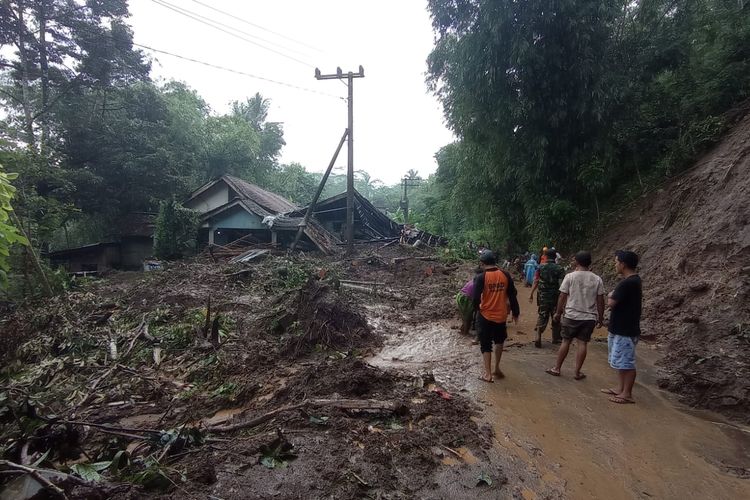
[600,388,618,395]
[545,368,561,377]
[609,396,635,404]
[574,373,586,381]
[478,376,494,384]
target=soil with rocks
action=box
[0,249,500,498]
[593,109,750,423]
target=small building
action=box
[48,213,156,275]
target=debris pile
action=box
[0,252,496,498]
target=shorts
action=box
[560,317,595,342]
[608,333,638,370]
[456,292,473,323]
[476,314,507,353]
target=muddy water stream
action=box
[369,298,750,499]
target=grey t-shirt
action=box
[559,270,605,321]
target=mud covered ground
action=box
[593,110,750,423]
[0,248,514,499]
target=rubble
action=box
[0,248,494,498]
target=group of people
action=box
[521,246,565,286]
[456,248,642,404]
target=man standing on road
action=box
[546,251,605,380]
[602,250,643,404]
[474,250,520,383]
[529,249,566,348]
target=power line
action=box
[188,0,325,54]
[133,42,344,100]
[151,0,316,61]
[150,0,315,68]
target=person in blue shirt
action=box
[523,254,539,287]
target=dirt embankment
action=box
[594,110,750,423]
[0,251,498,498]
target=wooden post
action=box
[290,129,349,252]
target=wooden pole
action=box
[290,129,348,252]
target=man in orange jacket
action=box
[473,250,520,382]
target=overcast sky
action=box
[127,0,455,185]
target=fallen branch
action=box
[0,460,70,500]
[393,256,439,264]
[207,399,400,433]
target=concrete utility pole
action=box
[315,66,365,253]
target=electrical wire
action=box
[188,0,326,54]
[133,42,344,100]
[150,0,315,68]
[149,0,316,60]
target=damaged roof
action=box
[188,175,298,216]
[289,190,402,239]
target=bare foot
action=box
[493,369,505,379]
[478,374,494,383]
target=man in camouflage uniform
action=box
[529,249,566,348]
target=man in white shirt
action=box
[545,251,605,380]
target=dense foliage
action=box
[0,166,28,287]
[153,199,200,260]
[0,0,287,291]
[425,0,750,250]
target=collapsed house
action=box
[288,191,401,240]
[184,175,339,254]
[290,191,448,246]
[185,175,447,254]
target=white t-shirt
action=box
[559,270,605,321]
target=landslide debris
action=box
[0,252,497,498]
[594,109,750,423]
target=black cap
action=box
[479,250,497,265]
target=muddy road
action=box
[369,289,750,499]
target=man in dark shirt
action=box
[473,250,520,382]
[602,250,642,404]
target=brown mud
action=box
[370,283,750,499]
[593,110,750,422]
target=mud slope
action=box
[594,111,750,422]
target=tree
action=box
[0,165,29,287]
[426,0,750,249]
[153,199,200,260]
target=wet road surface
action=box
[369,296,750,499]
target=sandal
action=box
[574,373,586,381]
[609,396,635,404]
[545,368,561,377]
